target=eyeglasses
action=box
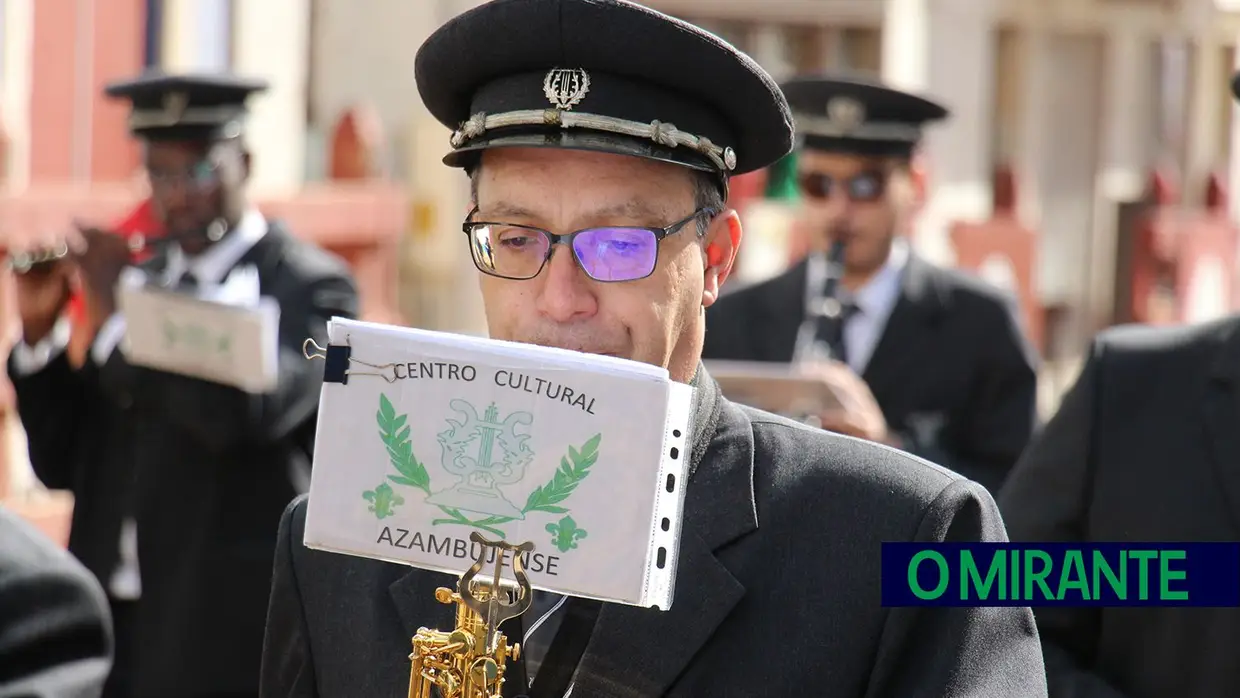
[147,160,221,193]
[798,171,886,202]
[462,207,716,282]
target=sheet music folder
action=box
[703,359,843,415]
[117,281,280,393]
[301,317,694,609]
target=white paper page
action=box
[118,284,280,393]
[303,318,693,608]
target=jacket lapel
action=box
[389,565,457,640]
[1202,322,1240,532]
[861,253,947,395]
[570,372,757,697]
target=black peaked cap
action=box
[781,74,948,158]
[415,0,794,178]
[104,71,269,142]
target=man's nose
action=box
[534,245,598,323]
[154,181,191,210]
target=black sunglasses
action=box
[798,171,887,202]
[462,207,717,282]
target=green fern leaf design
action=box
[523,433,600,515]
[377,393,430,495]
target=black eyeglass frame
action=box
[461,206,719,282]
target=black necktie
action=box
[178,271,199,291]
[814,298,859,364]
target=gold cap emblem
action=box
[543,68,590,111]
[163,91,189,123]
[826,97,865,133]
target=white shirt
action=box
[801,237,908,375]
[9,209,268,600]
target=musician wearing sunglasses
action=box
[7,72,358,698]
[261,2,1045,697]
[703,75,1040,495]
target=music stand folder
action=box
[703,360,844,415]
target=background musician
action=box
[8,70,358,698]
[703,75,1040,493]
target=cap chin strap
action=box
[450,108,738,174]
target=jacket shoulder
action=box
[742,407,994,534]
[1076,315,1239,407]
[267,222,356,283]
[929,263,1021,317]
[1093,315,1237,359]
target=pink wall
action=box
[28,0,144,183]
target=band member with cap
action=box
[8,71,358,698]
[703,74,1039,493]
[990,69,1240,698]
[0,504,114,698]
[259,2,1046,696]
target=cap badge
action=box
[163,91,189,124]
[543,68,590,111]
[826,97,865,133]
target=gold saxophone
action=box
[408,532,535,698]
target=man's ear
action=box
[907,153,929,208]
[701,209,742,307]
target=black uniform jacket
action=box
[13,222,358,698]
[999,315,1240,698]
[0,504,113,698]
[10,345,137,603]
[703,252,1040,493]
[260,365,1048,698]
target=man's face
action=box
[796,150,919,275]
[469,148,738,383]
[144,140,245,254]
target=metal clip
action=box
[301,335,399,383]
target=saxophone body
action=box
[408,533,534,698]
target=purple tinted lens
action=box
[572,227,659,281]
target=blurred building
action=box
[3,0,1240,527]
[0,0,408,527]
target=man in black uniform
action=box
[0,504,113,697]
[992,71,1240,698]
[8,72,358,698]
[703,75,1039,493]
[260,3,1046,697]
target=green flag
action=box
[763,151,799,201]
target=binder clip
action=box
[302,336,398,384]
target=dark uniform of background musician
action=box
[994,74,1240,697]
[260,2,1047,696]
[702,76,1039,493]
[8,72,358,698]
[0,504,113,698]
[9,239,139,698]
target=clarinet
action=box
[793,237,848,365]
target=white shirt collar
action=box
[165,209,267,286]
[850,237,908,319]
